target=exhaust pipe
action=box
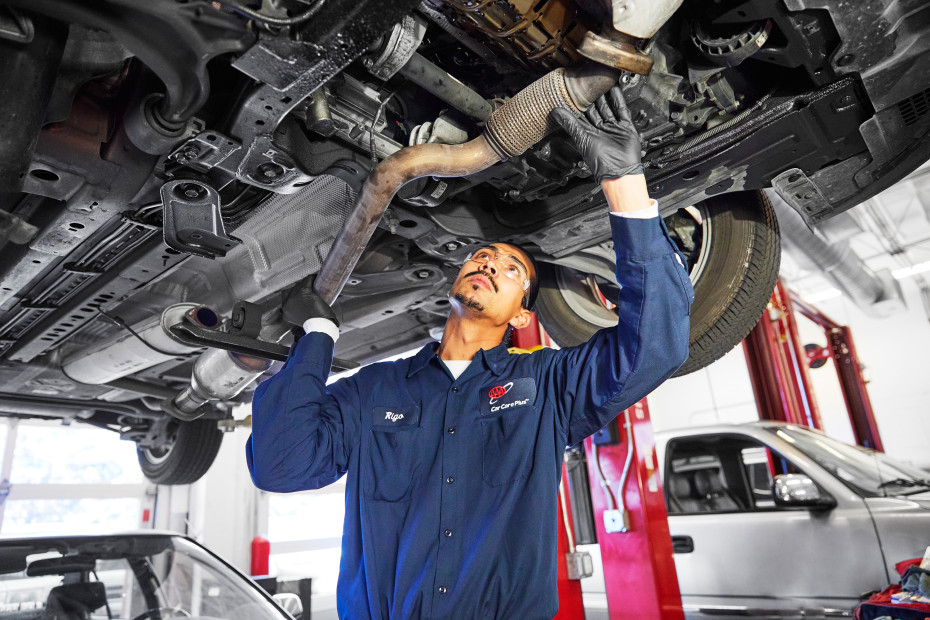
[61,303,220,385]
[314,63,620,303]
[168,62,620,417]
[165,323,284,421]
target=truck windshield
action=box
[765,426,930,497]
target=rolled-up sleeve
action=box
[246,332,360,492]
[549,214,693,446]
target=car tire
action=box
[535,190,780,376]
[137,418,224,485]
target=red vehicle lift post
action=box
[787,291,884,451]
[514,316,684,620]
[743,279,883,450]
[582,399,685,620]
[742,279,823,429]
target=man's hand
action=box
[283,275,339,327]
[550,86,643,183]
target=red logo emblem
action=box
[488,381,514,404]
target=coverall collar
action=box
[406,340,510,378]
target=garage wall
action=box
[647,270,930,470]
[793,274,930,467]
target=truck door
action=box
[663,433,886,617]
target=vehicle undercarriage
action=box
[0,0,927,482]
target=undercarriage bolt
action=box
[231,306,245,329]
[177,146,199,164]
[177,183,206,200]
[444,242,458,251]
[257,162,285,180]
[416,270,431,279]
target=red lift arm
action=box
[788,291,884,451]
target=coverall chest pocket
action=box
[479,378,538,487]
[364,405,421,502]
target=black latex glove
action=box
[282,274,340,327]
[550,86,643,183]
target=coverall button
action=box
[447,427,455,435]
[451,386,459,393]
[446,476,454,484]
[438,586,447,594]
[444,529,453,537]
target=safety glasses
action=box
[465,247,530,291]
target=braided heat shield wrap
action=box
[484,68,582,158]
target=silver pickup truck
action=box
[654,421,930,619]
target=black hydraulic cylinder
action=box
[0,10,67,192]
[565,445,598,546]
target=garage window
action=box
[0,420,146,536]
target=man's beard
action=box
[452,271,496,312]
[454,292,485,312]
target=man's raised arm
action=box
[547,88,694,445]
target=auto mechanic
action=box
[247,86,694,619]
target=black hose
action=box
[657,90,775,161]
[96,309,193,358]
[214,0,326,26]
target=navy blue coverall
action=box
[247,214,694,619]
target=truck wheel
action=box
[137,418,224,485]
[535,190,780,376]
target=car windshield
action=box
[0,534,287,619]
[766,426,930,498]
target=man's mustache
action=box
[462,270,498,293]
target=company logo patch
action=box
[372,405,419,429]
[488,382,512,403]
[480,377,536,416]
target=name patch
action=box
[372,405,420,429]
[479,377,537,416]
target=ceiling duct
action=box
[767,189,905,317]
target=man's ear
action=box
[509,308,533,331]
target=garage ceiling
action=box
[780,160,930,319]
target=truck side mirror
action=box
[772,474,836,510]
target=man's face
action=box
[449,243,535,324]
